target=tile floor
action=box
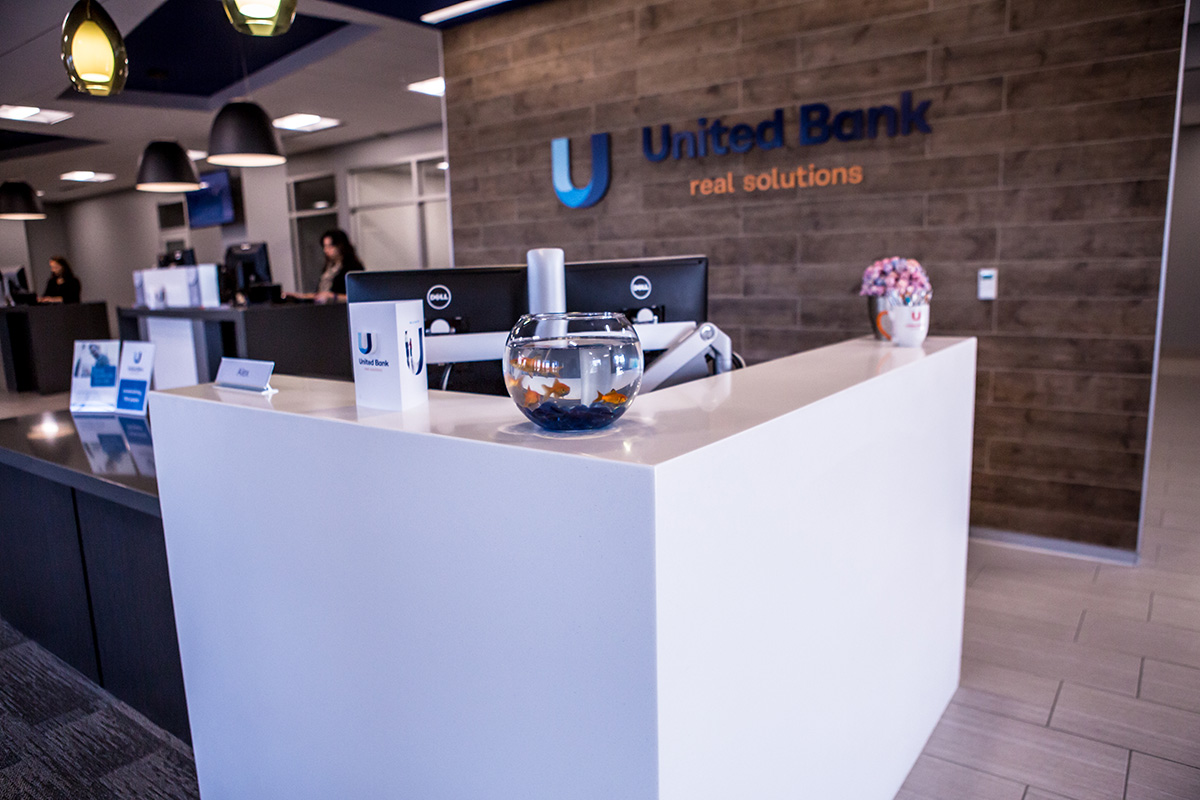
[900,363,1200,800]
[0,365,1197,798]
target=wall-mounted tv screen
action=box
[185,169,238,228]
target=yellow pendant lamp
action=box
[222,0,298,36]
[61,0,128,96]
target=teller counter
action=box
[118,302,352,389]
[149,335,977,800]
[0,409,190,743]
[0,302,111,394]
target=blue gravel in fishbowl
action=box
[504,312,643,432]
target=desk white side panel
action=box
[144,317,200,390]
[150,398,659,800]
[653,341,976,800]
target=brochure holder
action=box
[69,340,122,413]
[115,342,155,416]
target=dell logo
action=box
[630,275,652,300]
[357,332,375,356]
[551,133,611,209]
[426,284,452,310]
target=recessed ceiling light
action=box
[60,170,115,182]
[187,149,208,161]
[407,77,445,97]
[272,113,340,132]
[420,0,513,24]
[0,105,74,124]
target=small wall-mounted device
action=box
[977,268,998,301]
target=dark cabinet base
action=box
[0,462,99,683]
[76,492,191,743]
[0,463,190,743]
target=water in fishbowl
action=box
[504,336,642,431]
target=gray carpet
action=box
[0,618,199,799]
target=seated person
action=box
[40,256,81,304]
[286,229,365,304]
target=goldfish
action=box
[541,379,570,398]
[594,389,628,405]
[509,355,560,377]
[522,387,542,407]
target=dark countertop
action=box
[117,302,348,320]
[0,410,159,517]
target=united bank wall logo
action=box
[357,332,376,356]
[550,92,931,208]
[551,133,611,209]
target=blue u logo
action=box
[551,133,611,208]
[357,332,374,355]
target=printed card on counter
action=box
[69,340,122,414]
[115,342,155,416]
[348,299,428,411]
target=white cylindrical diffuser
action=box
[526,248,566,315]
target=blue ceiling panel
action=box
[121,0,348,97]
[0,130,99,163]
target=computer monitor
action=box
[222,242,272,302]
[1,265,28,306]
[564,255,708,325]
[158,248,197,267]
[346,266,528,394]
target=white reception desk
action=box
[150,335,976,800]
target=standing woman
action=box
[40,255,81,304]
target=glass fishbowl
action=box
[504,312,642,432]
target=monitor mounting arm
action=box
[639,321,733,392]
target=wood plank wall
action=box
[442,0,1184,550]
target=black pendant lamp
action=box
[0,182,47,221]
[136,141,202,193]
[207,101,286,167]
[61,0,128,96]
[221,0,298,36]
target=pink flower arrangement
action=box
[860,257,932,301]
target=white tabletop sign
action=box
[115,341,155,416]
[215,357,276,393]
[69,340,122,414]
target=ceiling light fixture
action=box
[272,113,341,133]
[0,105,75,124]
[136,141,202,193]
[437,161,449,170]
[221,0,297,36]
[208,101,286,167]
[0,182,47,220]
[420,0,514,25]
[187,149,208,161]
[60,170,115,182]
[407,77,445,97]
[60,0,128,96]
